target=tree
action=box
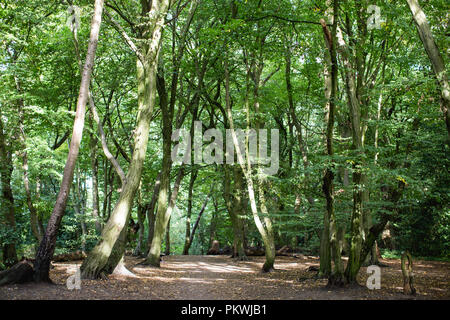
[81,0,172,279]
[406,0,450,139]
[33,0,105,282]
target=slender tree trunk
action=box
[186,185,213,255]
[89,114,102,233]
[164,217,171,256]
[73,166,87,254]
[145,99,172,264]
[134,202,146,256]
[320,5,344,284]
[144,0,198,261]
[81,0,169,279]
[223,166,247,260]
[145,167,185,266]
[146,172,161,254]
[0,117,18,268]
[16,77,44,243]
[183,169,198,255]
[225,55,275,272]
[33,0,105,282]
[284,38,314,205]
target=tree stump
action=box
[401,251,416,295]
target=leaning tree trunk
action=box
[88,113,102,233]
[406,0,450,138]
[81,1,170,278]
[33,0,105,282]
[224,54,275,272]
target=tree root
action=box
[327,273,346,288]
[262,262,275,273]
[0,261,34,286]
[112,261,137,278]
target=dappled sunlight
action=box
[53,262,81,274]
[1,255,448,300]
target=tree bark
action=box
[284,36,314,206]
[0,117,18,268]
[80,0,170,279]
[223,165,247,260]
[164,217,171,256]
[88,112,102,233]
[146,172,161,254]
[225,54,275,272]
[144,1,198,265]
[319,3,343,282]
[183,169,198,255]
[33,0,105,282]
[145,167,185,266]
[15,76,44,244]
[185,185,213,254]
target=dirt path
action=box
[0,255,449,300]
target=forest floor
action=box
[0,255,449,300]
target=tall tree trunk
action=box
[80,0,170,279]
[0,117,18,268]
[89,114,102,233]
[15,76,44,243]
[164,217,171,256]
[284,37,314,206]
[33,0,105,282]
[144,0,198,264]
[134,202,146,256]
[73,166,87,254]
[406,0,450,138]
[334,17,367,283]
[320,3,344,284]
[186,185,213,255]
[146,172,161,254]
[223,165,247,260]
[225,55,275,272]
[145,167,185,266]
[145,68,173,265]
[183,169,198,255]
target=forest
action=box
[0,0,449,300]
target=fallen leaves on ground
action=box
[0,255,448,300]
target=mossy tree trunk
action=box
[80,0,170,279]
[0,116,18,268]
